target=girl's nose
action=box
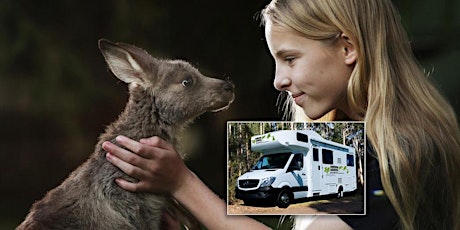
[273,68,291,91]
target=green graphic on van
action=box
[252,133,276,144]
[324,165,349,174]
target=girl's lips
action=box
[292,93,305,105]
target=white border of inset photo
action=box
[227,121,366,216]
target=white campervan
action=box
[235,130,357,208]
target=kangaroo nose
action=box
[224,81,234,93]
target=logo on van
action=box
[324,166,349,174]
[252,133,276,144]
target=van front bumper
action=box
[235,186,279,200]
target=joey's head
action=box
[98,39,234,124]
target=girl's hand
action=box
[102,135,191,195]
[103,136,270,230]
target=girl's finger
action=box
[102,141,144,166]
[115,135,144,154]
[106,152,144,179]
[116,135,157,159]
[114,178,144,193]
[140,136,174,150]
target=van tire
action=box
[277,190,292,208]
[243,199,256,206]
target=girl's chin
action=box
[299,106,332,121]
[293,97,333,120]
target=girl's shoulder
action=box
[339,143,400,230]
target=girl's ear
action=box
[340,33,357,65]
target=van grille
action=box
[239,179,259,188]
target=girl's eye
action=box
[285,56,295,64]
[182,78,193,87]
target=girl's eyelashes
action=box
[284,56,296,64]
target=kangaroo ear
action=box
[98,39,155,85]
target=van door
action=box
[311,148,322,194]
[288,153,308,199]
[289,153,305,186]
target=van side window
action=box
[347,154,355,166]
[296,133,309,143]
[289,153,303,170]
[322,149,333,164]
[313,148,319,161]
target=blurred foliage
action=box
[1,0,459,229]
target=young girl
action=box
[103,0,460,229]
[262,0,460,229]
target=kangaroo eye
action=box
[182,78,193,87]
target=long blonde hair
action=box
[262,0,460,229]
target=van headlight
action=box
[259,177,276,187]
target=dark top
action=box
[339,144,400,230]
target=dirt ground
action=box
[227,193,364,215]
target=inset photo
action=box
[227,121,365,216]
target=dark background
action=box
[1,0,459,228]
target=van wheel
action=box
[243,199,256,206]
[277,190,291,208]
[336,187,344,199]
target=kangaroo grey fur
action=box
[17,39,234,230]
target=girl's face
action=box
[265,23,357,120]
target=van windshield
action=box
[252,152,291,170]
